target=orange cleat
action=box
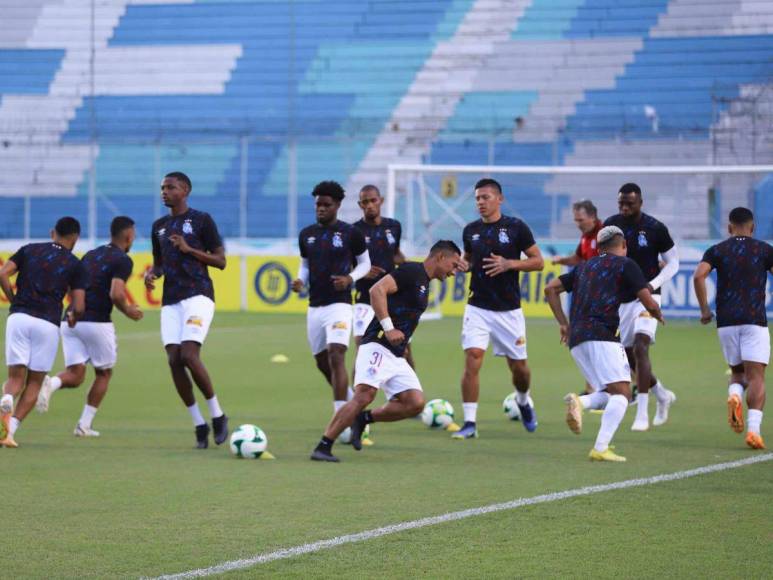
[745,432,766,450]
[727,395,744,434]
[0,412,17,448]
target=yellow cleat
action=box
[0,436,18,449]
[727,395,744,434]
[589,447,626,462]
[259,451,276,460]
[745,432,766,450]
[564,393,583,435]
[361,425,374,446]
[445,421,461,433]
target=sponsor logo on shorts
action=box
[186,316,204,327]
[515,337,526,346]
[367,366,378,377]
[638,311,652,319]
[332,321,348,330]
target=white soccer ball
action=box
[421,398,455,428]
[338,424,370,444]
[503,393,534,421]
[229,424,269,458]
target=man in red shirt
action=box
[553,200,602,266]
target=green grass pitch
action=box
[2,312,771,578]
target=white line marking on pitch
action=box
[147,453,772,579]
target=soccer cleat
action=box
[259,450,276,460]
[310,448,340,462]
[73,423,100,437]
[212,414,229,445]
[745,432,766,450]
[727,395,744,434]
[564,393,583,435]
[195,423,210,449]
[630,418,649,432]
[517,402,538,432]
[361,426,374,446]
[350,412,369,451]
[451,421,478,439]
[589,447,626,462]
[36,375,53,413]
[0,412,16,448]
[445,421,461,433]
[653,389,677,427]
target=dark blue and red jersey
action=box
[604,212,674,295]
[151,209,223,306]
[9,242,88,326]
[559,254,648,348]
[353,217,401,305]
[78,244,133,323]
[463,215,536,311]
[702,236,773,328]
[361,261,429,357]
[299,220,367,307]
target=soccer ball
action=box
[503,393,534,421]
[421,398,455,428]
[338,425,369,444]
[229,424,269,458]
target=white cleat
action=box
[0,393,13,414]
[36,375,53,413]
[653,389,676,427]
[73,423,100,437]
[631,418,650,432]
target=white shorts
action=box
[354,342,422,399]
[461,304,527,360]
[618,295,661,348]
[353,303,375,338]
[161,295,215,346]
[5,313,60,372]
[570,341,632,392]
[307,303,352,355]
[718,325,770,366]
[61,321,117,369]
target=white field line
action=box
[147,453,773,580]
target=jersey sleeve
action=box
[350,227,367,255]
[70,261,89,290]
[516,222,536,252]
[113,255,134,282]
[389,263,414,291]
[200,213,224,252]
[602,216,613,227]
[765,243,773,270]
[622,259,648,294]
[394,221,402,250]
[151,223,162,265]
[558,270,576,293]
[701,245,717,268]
[656,223,675,253]
[298,231,307,258]
[9,245,26,269]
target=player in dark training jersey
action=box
[604,183,678,431]
[292,181,371,433]
[311,241,464,462]
[144,172,229,450]
[694,207,773,450]
[0,217,88,447]
[37,217,143,437]
[454,178,544,440]
[545,226,664,462]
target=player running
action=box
[604,183,678,431]
[545,226,664,462]
[145,172,228,450]
[311,241,464,462]
[453,178,544,439]
[36,216,143,436]
[0,217,88,447]
[293,181,370,421]
[693,207,772,450]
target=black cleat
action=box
[350,412,369,451]
[310,448,340,462]
[212,414,229,445]
[195,423,210,449]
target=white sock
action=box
[9,416,20,436]
[635,393,649,422]
[50,376,63,391]
[347,387,354,401]
[728,383,744,400]
[333,400,346,414]
[79,405,98,429]
[205,395,224,418]
[747,409,763,435]
[187,403,205,426]
[651,380,669,403]
[515,390,530,406]
[579,391,610,410]
[594,395,628,452]
[462,402,478,423]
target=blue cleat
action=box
[451,421,478,439]
[517,403,538,432]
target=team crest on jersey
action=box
[498,229,510,244]
[306,236,316,245]
[419,285,427,295]
[637,231,648,247]
[472,234,480,241]
[332,232,343,248]
[386,229,396,245]
[182,219,193,234]
[365,236,371,244]
[157,227,166,238]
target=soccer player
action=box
[0,217,88,447]
[604,183,678,431]
[144,172,228,450]
[693,207,773,450]
[544,226,664,462]
[551,199,603,267]
[453,178,544,439]
[310,240,464,462]
[292,181,371,420]
[36,216,143,436]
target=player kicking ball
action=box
[311,241,464,462]
[693,207,772,450]
[544,226,664,462]
[36,217,143,436]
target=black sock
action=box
[363,410,374,425]
[316,435,334,453]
